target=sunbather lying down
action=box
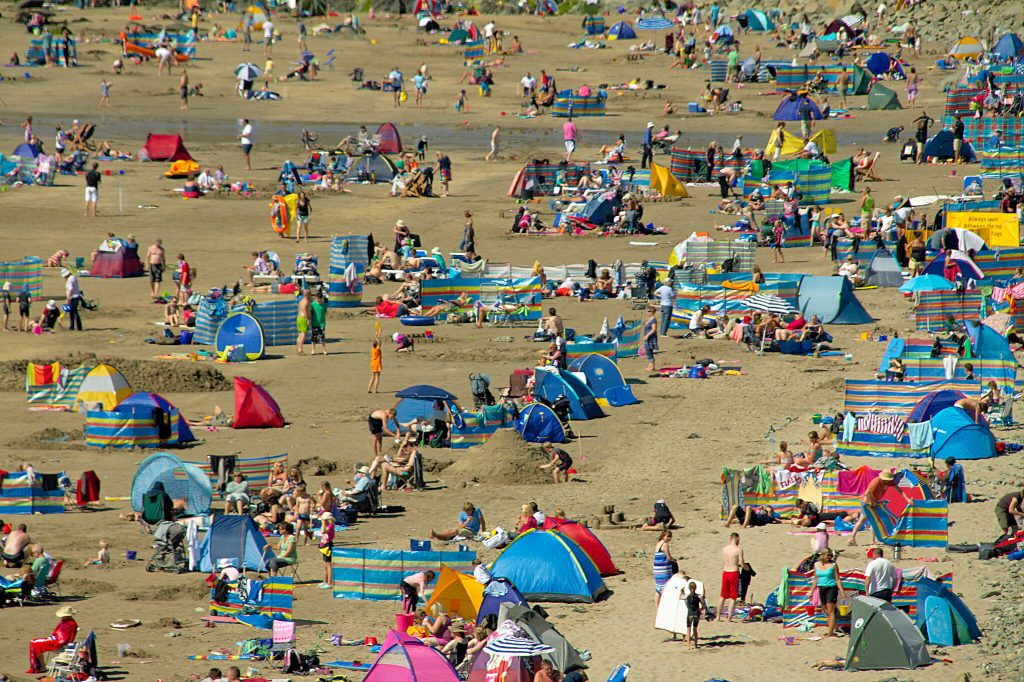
[186,406,234,427]
[811,659,845,670]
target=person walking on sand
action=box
[179,67,189,110]
[368,327,383,393]
[295,191,311,243]
[99,79,111,107]
[642,307,658,372]
[296,289,312,355]
[717,532,743,623]
[309,292,328,355]
[146,238,165,300]
[263,16,275,57]
[239,119,253,171]
[485,126,500,162]
[436,151,452,197]
[562,116,578,163]
[84,162,101,217]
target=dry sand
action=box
[0,6,1016,681]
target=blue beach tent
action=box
[993,33,1024,59]
[915,576,981,645]
[965,320,1015,363]
[568,353,637,407]
[773,94,823,121]
[215,312,266,361]
[607,21,637,40]
[515,403,567,443]
[745,9,775,31]
[798,276,873,324]
[906,390,969,424]
[489,529,607,603]
[930,407,997,460]
[477,578,530,622]
[197,514,271,572]
[533,368,605,420]
[130,452,212,516]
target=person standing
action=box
[435,151,452,197]
[413,70,427,108]
[99,79,111,107]
[849,470,910,545]
[485,126,500,162]
[652,530,673,607]
[297,21,307,54]
[562,117,578,163]
[179,67,189,110]
[717,532,743,623]
[860,187,875,231]
[995,487,1024,538]
[309,292,328,356]
[389,66,404,107]
[146,238,165,300]
[771,122,787,160]
[400,569,436,613]
[241,16,252,52]
[864,547,896,602]
[176,253,191,306]
[239,118,253,171]
[460,211,476,253]
[799,97,814,139]
[726,43,740,83]
[913,111,934,165]
[62,267,82,331]
[836,67,850,108]
[295,191,311,243]
[642,307,658,372]
[906,67,920,109]
[84,162,100,217]
[809,549,845,636]
[262,16,274,57]
[952,114,965,164]
[368,327,383,393]
[654,279,674,337]
[641,121,654,169]
[296,289,312,355]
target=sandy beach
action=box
[0,5,1018,681]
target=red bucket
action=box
[395,612,414,631]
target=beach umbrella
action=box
[395,384,458,401]
[898,274,955,293]
[235,62,262,80]
[483,637,555,656]
[745,294,798,315]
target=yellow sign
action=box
[946,212,1020,248]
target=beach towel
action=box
[343,262,357,290]
[836,465,880,497]
[842,413,857,442]
[942,355,957,380]
[907,421,934,450]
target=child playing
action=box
[318,513,334,589]
[84,540,110,567]
[99,79,111,107]
[416,135,428,161]
[394,332,414,352]
[17,286,31,332]
[685,581,704,649]
[368,328,382,393]
[454,89,468,113]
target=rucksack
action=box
[281,648,319,674]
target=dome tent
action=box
[197,514,271,572]
[773,93,823,121]
[993,33,1024,59]
[514,403,567,443]
[374,123,403,155]
[233,376,285,428]
[532,368,604,421]
[344,153,398,182]
[868,83,902,110]
[865,52,905,77]
[930,406,996,460]
[489,529,607,603]
[845,596,930,671]
[568,353,636,407]
[477,578,529,623]
[130,452,212,516]
[542,517,618,576]
[607,21,636,40]
[75,364,132,411]
[216,311,266,361]
[906,390,971,425]
[423,565,484,621]
[364,629,459,682]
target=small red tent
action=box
[542,517,618,576]
[141,134,194,162]
[90,248,144,278]
[375,123,403,154]
[233,376,284,429]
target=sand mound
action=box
[11,427,83,450]
[295,455,337,476]
[0,352,230,394]
[440,429,553,486]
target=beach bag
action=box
[482,527,510,549]
[400,90,408,103]
[213,578,231,604]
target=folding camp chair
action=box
[986,398,1014,427]
[46,560,65,596]
[46,640,84,681]
[855,152,881,182]
[272,620,296,654]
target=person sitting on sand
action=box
[791,431,825,468]
[419,603,453,649]
[431,502,485,541]
[789,498,821,527]
[182,175,202,199]
[45,250,69,268]
[724,503,776,528]
[641,499,675,530]
[253,493,285,531]
[186,406,234,428]
[83,540,110,567]
[772,441,794,467]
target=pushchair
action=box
[147,521,187,574]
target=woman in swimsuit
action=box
[260,462,289,503]
[317,481,336,516]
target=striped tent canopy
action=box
[483,638,555,656]
[231,299,299,346]
[0,256,43,301]
[332,548,476,601]
[843,379,979,415]
[943,116,1024,148]
[0,470,65,515]
[84,406,192,448]
[745,293,798,315]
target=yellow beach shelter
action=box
[75,364,132,411]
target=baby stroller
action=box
[147,521,187,574]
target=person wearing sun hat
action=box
[217,557,241,582]
[849,469,910,546]
[38,300,61,332]
[61,266,83,331]
[28,605,78,673]
[641,120,655,169]
[318,511,335,589]
[393,219,411,251]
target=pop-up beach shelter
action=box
[141,134,193,162]
[344,153,398,182]
[993,33,1024,59]
[364,629,460,682]
[423,565,485,621]
[130,452,212,516]
[497,603,587,674]
[489,529,607,603]
[744,9,774,31]
[477,578,529,623]
[233,376,285,428]
[532,368,604,420]
[866,250,904,287]
[906,390,972,425]
[798,276,873,324]
[773,93,823,121]
[607,21,636,40]
[375,123,403,154]
[75,364,132,411]
[197,514,271,572]
[568,353,636,407]
[868,83,902,110]
[915,576,981,646]
[514,403,567,443]
[216,312,266,361]
[930,406,996,460]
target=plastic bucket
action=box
[811,414,822,424]
[125,550,137,560]
[838,603,851,617]
[859,331,870,340]
[395,613,414,631]
[180,329,193,345]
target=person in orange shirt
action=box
[368,327,382,393]
[849,470,911,546]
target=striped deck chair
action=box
[210,576,294,620]
[480,284,533,326]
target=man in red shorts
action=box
[717,532,744,622]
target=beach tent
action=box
[845,597,931,671]
[364,629,460,682]
[467,650,536,682]
[514,403,567,443]
[130,452,212,516]
[344,153,398,182]
[948,36,982,61]
[477,579,529,623]
[535,0,557,15]
[744,9,774,31]
[542,517,618,576]
[711,24,734,44]
[865,52,904,77]
[498,603,587,674]
[85,390,196,448]
[868,83,902,110]
[233,376,285,429]
[825,17,862,39]
[197,514,271,572]
[532,368,605,421]
[241,5,268,30]
[798,275,873,324]
[993,33,1024,59]
[930,406,996,460]
[923,130,976,162]
[965,319,1015,363]
[866,250,905,287]
[374,123,403,154]
[915,577,981,646]
[580,193,621,226]
[215,312,266,361]
[568,353,636,407]
[773,93,823,121]
[12,142,40,158]
[118,392,194,441]
[851,65,873,95]
[423,565,484,621]
[90,245,144,278]
[141,134,193,162]
[489,529,607,603]
[906,390,970,424]
[636,16,673,31]
[606,21,636,40]
[75,364,132,411]
[649,161,689,197]
[921,251,985,281]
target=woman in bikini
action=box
[260,462,289,503]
